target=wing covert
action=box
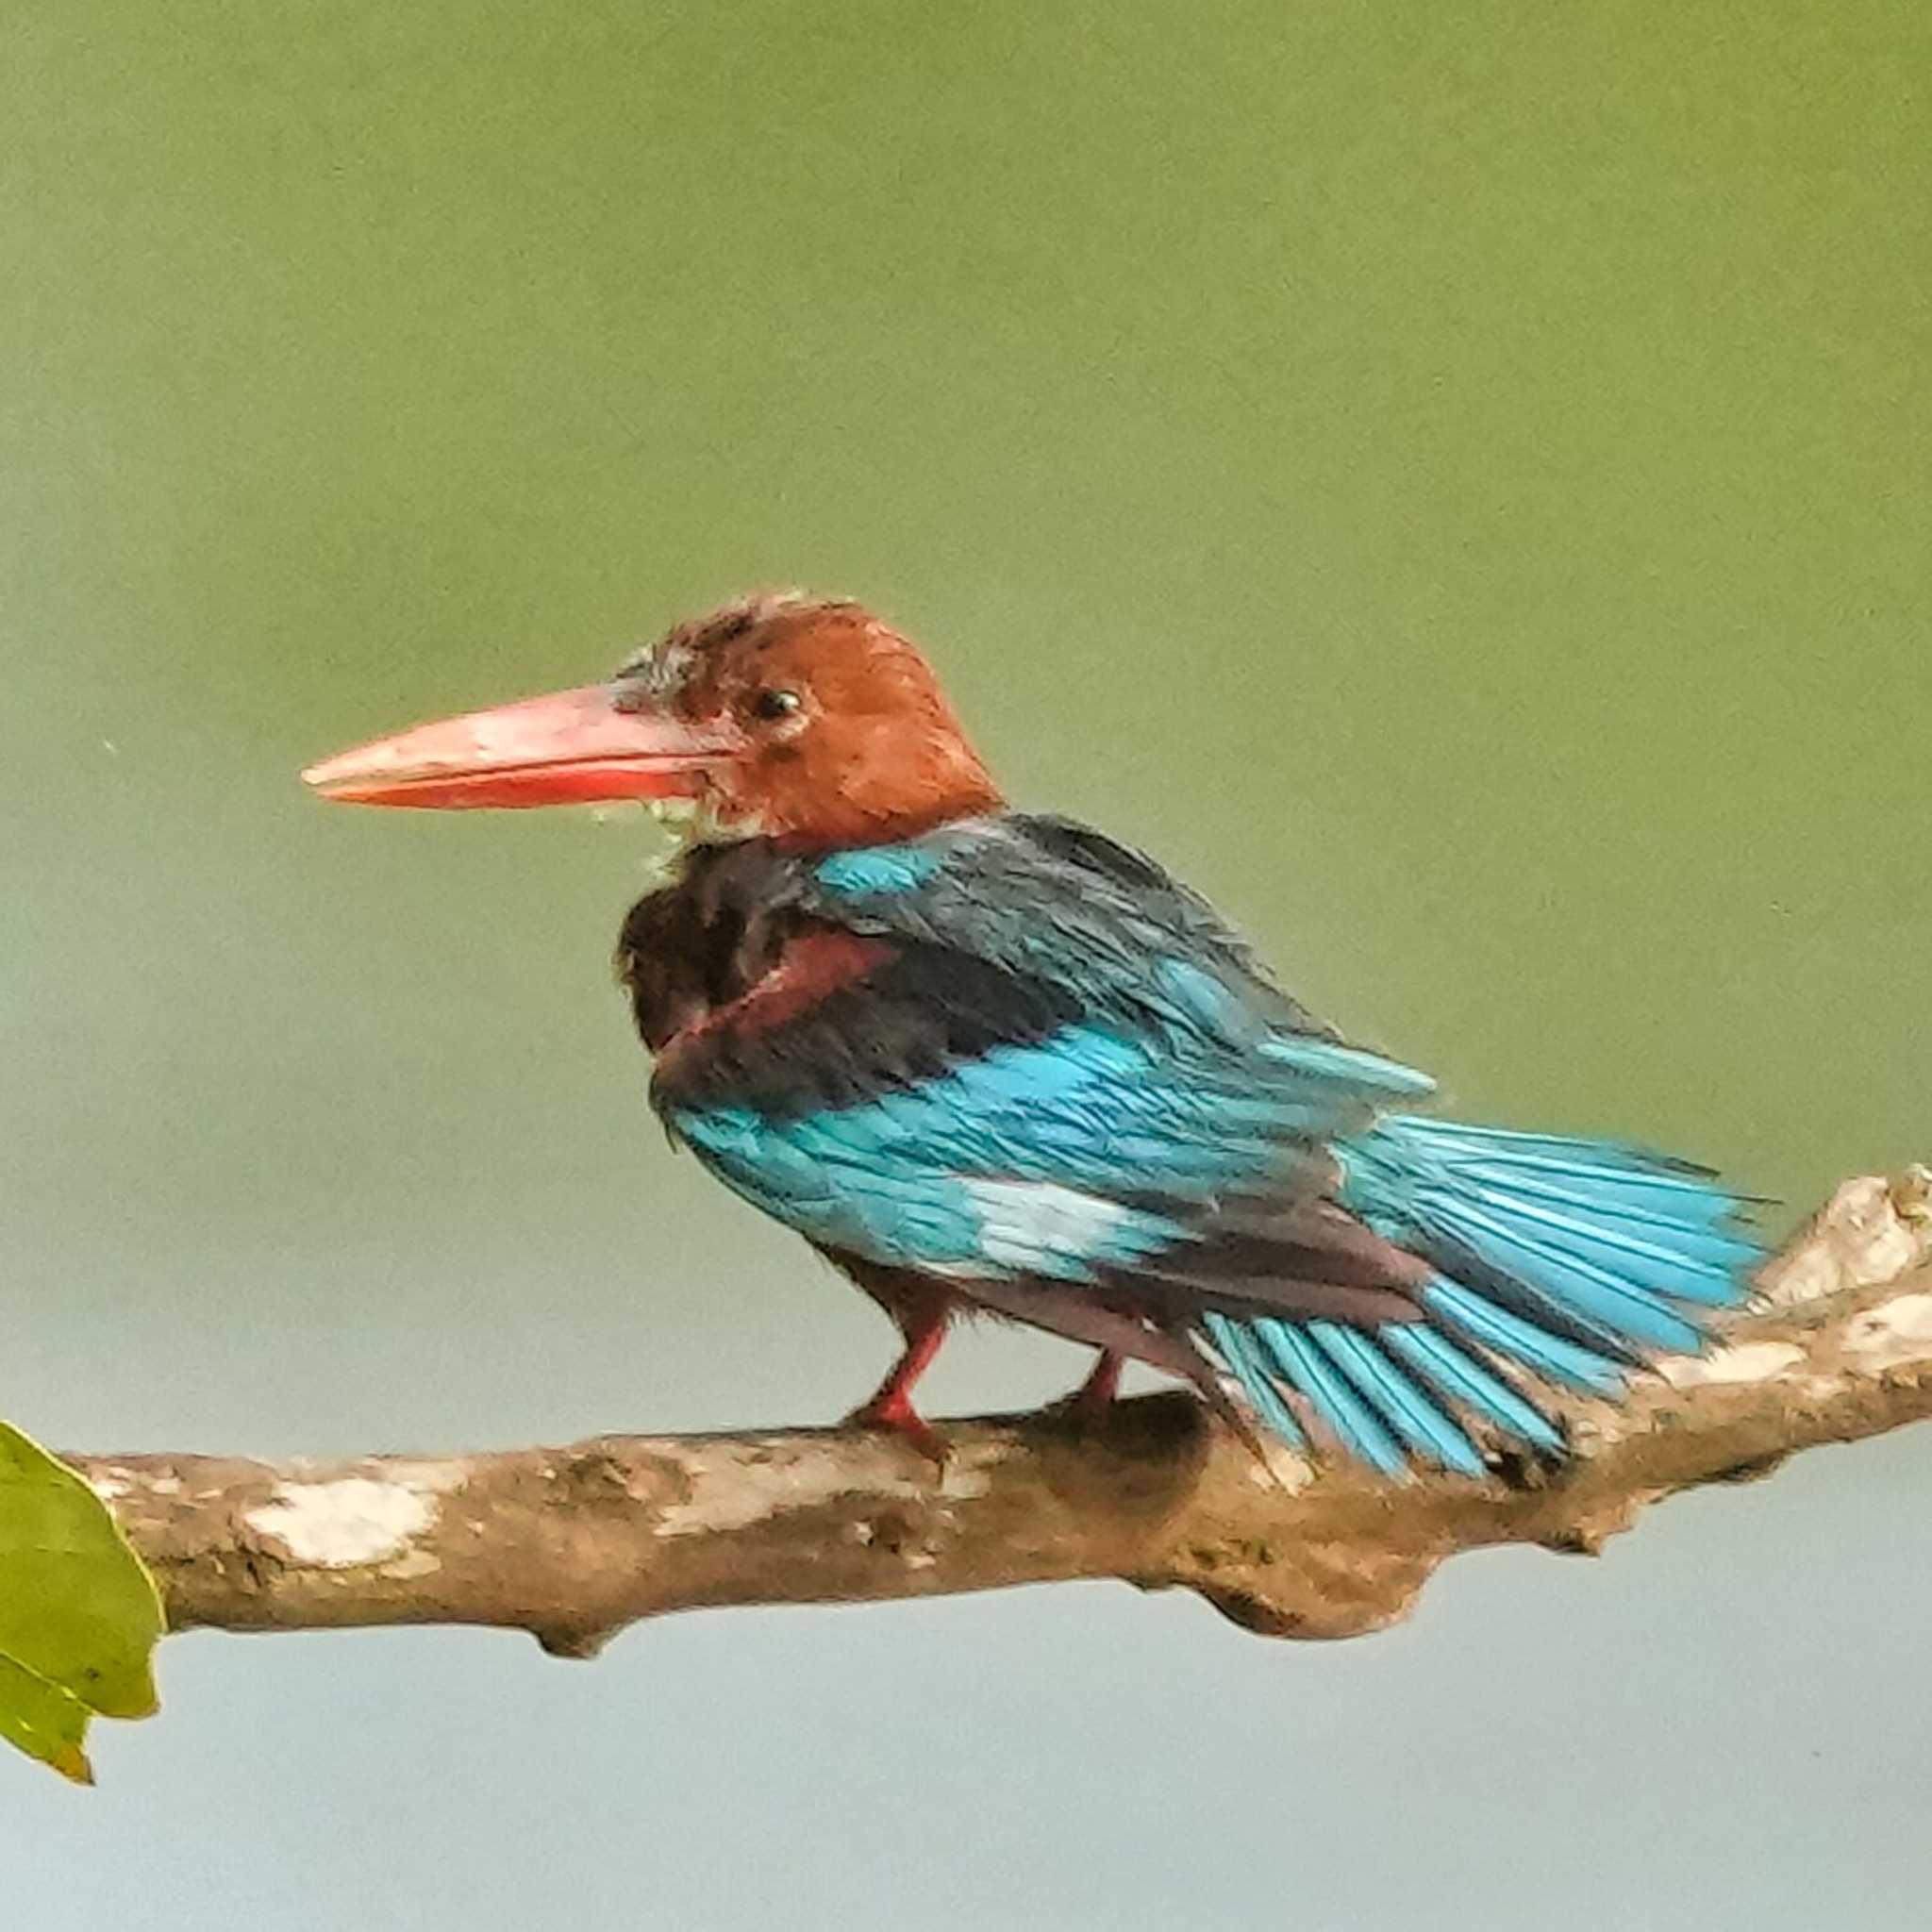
[659,816,1437,1311]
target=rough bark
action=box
[73,1168,1932,1656]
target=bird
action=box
[304,591,1761,1474]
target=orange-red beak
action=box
[302,683,749,809]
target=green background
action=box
[4,3,1924,1925]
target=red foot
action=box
[842,1389,948,1465]
[843,1313,949,1464]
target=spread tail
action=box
[1205,1114,1763,1475]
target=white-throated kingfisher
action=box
[305,593,1760,1472]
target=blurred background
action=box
[3,3,1925,1925]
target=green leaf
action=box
[0,1654,94,1784]
[0,1423,166,1783]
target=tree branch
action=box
[73,1169,1932,1656]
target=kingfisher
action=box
[304,593,1760,1473]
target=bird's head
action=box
[303,593,1003,848]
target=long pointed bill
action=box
[302,684,749,808]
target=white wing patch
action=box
[959,1179,1141,1274]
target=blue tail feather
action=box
[1372,1114,1721,1174]
[1201,1312,1307,1450]
[1253,1319,1409,1475]
[1204,1112,1760,1474]
[1378,1325,1565,1454]
[1423,1277,1629,1396]
[1306,1324,1487,1476]
[1448,1179,1757,1304]
[1406,1189,1708,1353]
[1338,1113,1759,1358]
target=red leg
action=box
[843,1308,950,1462]
[1061,1347,1124,1423]
[824,1254,956,1462]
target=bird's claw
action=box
[841,1394,949,1468]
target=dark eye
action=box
[750,688,802,721]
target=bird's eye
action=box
[750,688,802,721]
